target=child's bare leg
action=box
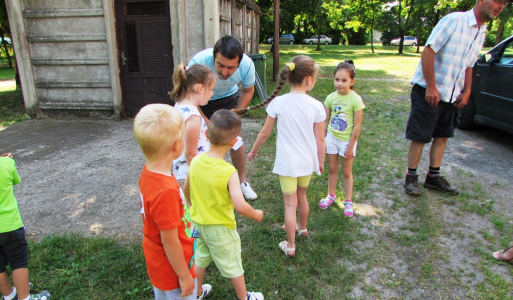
[296,186,309,231]
[283,192,298,249]
[230,274,247,300]
[195,265,207,297]
[0,272,14,296]
[11,268,29,299]
[341,157,354,200]
[327,154,339,195]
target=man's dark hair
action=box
[213,35,244,64]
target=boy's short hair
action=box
[134,104,184,162]
[208,109,241,146]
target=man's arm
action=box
[237,85,254,109]
[421,45,440,107]
[453,67,473,109]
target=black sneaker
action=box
[404,174,421,196]
[423,174,459,195]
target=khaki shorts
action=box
[193,223,244,279]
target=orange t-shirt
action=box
[139,165,196,290]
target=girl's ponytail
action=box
[169,64,188,100]
[232,63,293,115]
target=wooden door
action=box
[116,0,174,117]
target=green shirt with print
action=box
[325,90,365,141]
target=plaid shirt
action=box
[411,9,487,103]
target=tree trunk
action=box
[273,0,280,82]
[370,7,375,54]
[398,1,403,54]
[494,3,512,45]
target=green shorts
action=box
[278,175,312,194]
[193,223,244,279]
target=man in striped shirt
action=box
[404,0,507,196]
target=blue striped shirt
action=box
[411,9,487,103]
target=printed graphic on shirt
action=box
[139,192,145,221]
[331,105,348,132]
[179,188,193,238]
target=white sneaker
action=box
[247,291,264,300]
[241,182,258,200]
[197,284,212,299]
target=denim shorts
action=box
[405,84,456,143]
[0,227,28,272]
[193,223,243,279]
[153,278,197,300]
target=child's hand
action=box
[254,209,264,222]
[179,275,195,297]
[1,153,13,159]
[344,147,354,160]
[247,150,257,161]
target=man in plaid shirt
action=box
[404,0,507,196]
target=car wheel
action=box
[309,41,313,45]
[289,41,293,45]
[324,41,329,45]
[456,95,478,130]
[412,42,417,46]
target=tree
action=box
[0,0,19,86]
[494,1,512,45]
[323,0,367,45]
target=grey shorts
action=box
[153,278,197,300]
[405,84,456,143]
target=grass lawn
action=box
[2,45,512,299]
[0,65,27,128]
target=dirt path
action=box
[2,118,262,240]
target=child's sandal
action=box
[344,201,354,217]
[280,224,308,237]
[279,240,295,257]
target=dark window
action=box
[124,1,165,16]
[125,22,140,72]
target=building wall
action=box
[6,0,260,119]
[6,0,121,118]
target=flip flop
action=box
[279,240,295,257]
[492,244,513,263]
[280,224,308,237]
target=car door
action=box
[473,37,513,129]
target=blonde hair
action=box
[233,55,318,115]
[208,109,241,146]
[169,64,215,101]
[134,104,184,162]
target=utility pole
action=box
[273,0,280,81]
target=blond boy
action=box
[134,104,210,300]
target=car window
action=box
[499,39,513,65]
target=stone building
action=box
[5,0,261,118]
